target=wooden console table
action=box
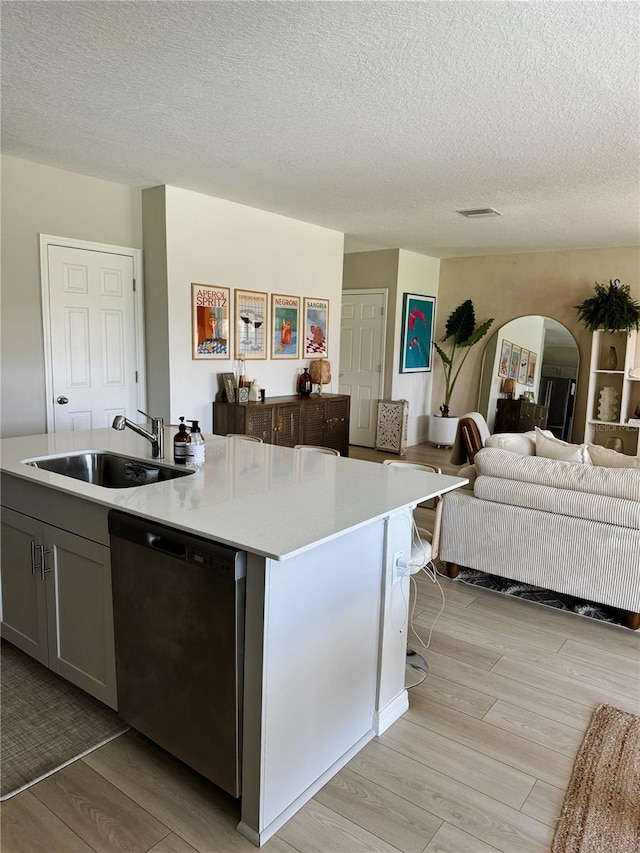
[213,394,350,456]
[495,398,548,433]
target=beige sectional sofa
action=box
[440,433,640,629]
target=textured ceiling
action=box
[2,1,639,257]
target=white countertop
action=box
[0,428,467,560]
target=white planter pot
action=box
[427,415,459,448]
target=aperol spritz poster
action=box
[400,293,436,373]
[191,283,230,360]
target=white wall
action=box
[392,251,440,445]
[146,186,345,432]
[0,155,142,437]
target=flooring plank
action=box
[491,656,640,715]
[409,623,502,671]
[348,740,553,853]
[423,821,502,852]
[465,589,640,658]
[313,768,441,853]
[0,789,94,853]
[148,833,199,853]
[379,718,535,810]
[404,694,574,790]
[276,799,402,853]
[423,650,595,730]
[520,780,565,828]
[413,592,566,652]
[31,760,169,853]
[409,673,496,719]
[82,733,273,853]
[558,638,640,679]
[482,700,584,756]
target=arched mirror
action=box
[478,316,579,440]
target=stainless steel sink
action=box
[24,451,194,488]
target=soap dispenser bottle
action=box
[173,417,190,464]
[186,420,206,467]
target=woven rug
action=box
[456,568,625,626]
[552,704,640,853]
[1,641,128,800]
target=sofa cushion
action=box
[588,443,640,469]
[474,446,640,502]
[535,427,591,464]
[474,476,640,529]
[485,430,540,455]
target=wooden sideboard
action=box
[213,394,350,456]
[494,398,548,433]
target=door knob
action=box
[56,395,69,405]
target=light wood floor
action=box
[3,444,639,853]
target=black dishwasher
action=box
[108,511,246,797]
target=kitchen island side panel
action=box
[241,519,387,842]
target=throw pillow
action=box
[535,427,591,464]
[588,443,640,469]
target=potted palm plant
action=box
[428,300,493,445]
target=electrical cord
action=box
[396,511,447,651]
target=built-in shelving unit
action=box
[584,329,640,456]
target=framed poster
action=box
[518,349,529,384]
[498,340,512,378]
[302,297,329,358]
[399,293,436,373]
[234,289,267,360]
[509,344,521,381]
[191,283,230,359]
[526,350,537,386]
[271,294,300,358]
[222,372,236,402]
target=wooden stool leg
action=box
[624,610,640,630]
[446,562,460,579]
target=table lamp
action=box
[501,378,516,399]
[309,359,331,395]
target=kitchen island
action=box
[0,427,466,846]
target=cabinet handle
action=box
[30,540,38,575]
[39,545,52,580]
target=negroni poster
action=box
[271,294,300,358]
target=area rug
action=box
[551,703,640,853]
[455,568,626,626]
[1,641,128,800]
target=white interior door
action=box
[339,290,386,447]
[41,238,143,432]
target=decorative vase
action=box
[297,367,312,396]
[605,346,618,370]
[597,386,619,422]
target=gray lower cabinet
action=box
[1,506,117,709]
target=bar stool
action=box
[293,445,340,456]
[226,434,263,443]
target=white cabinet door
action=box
[44,526,117,709]
[0,508,49,665]
[0,507,117,709]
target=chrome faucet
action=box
[112,409,164,458]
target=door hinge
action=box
[133,278,136,292]
[380,306,384,316]
[377,365,382,373]
[135,371,138,382]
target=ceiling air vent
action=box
[457,207,502,218]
